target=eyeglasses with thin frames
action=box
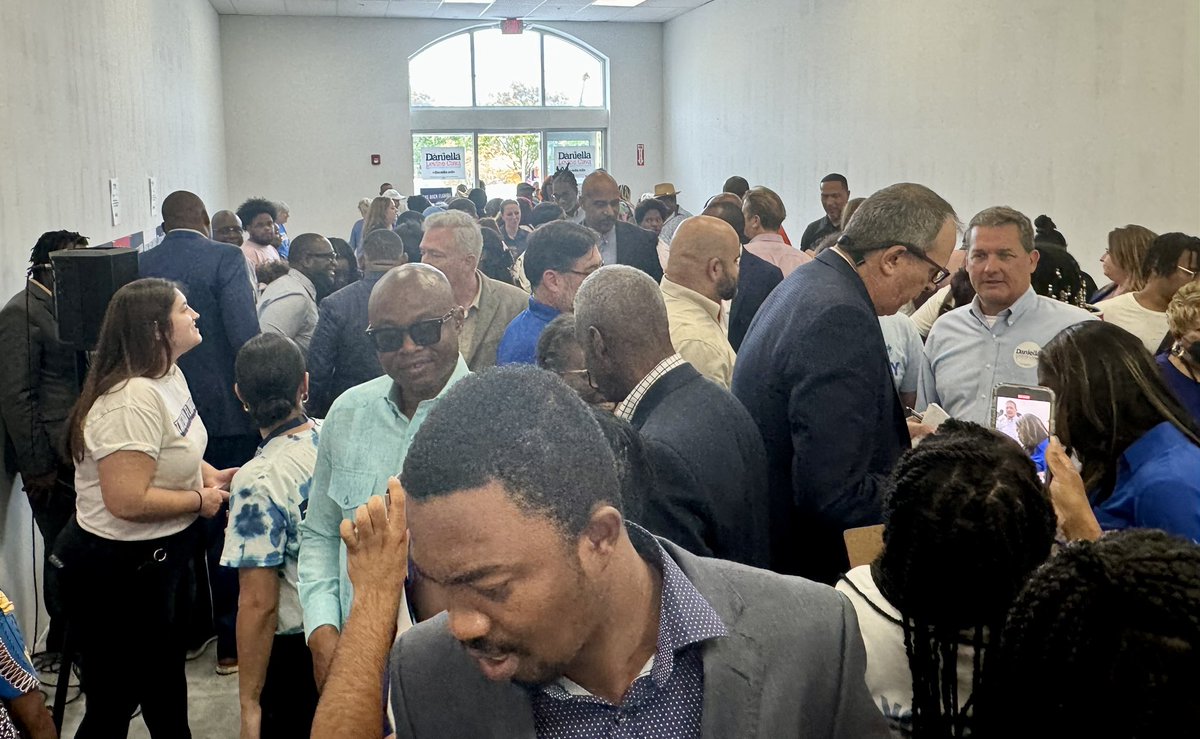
[838,236,951,285]
[1179,264,1198,280]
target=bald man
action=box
[140,190,261,669]
[298,263,471,691]
[579,171,663,282]
[660,216,740,388]
[574,265,769,566]
[701,198,785,352]
[211,209,244,247]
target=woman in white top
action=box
[58,277,235,738]
[219,334,321,739]
[836,420,1055,737]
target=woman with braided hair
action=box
[982,529,1200,737]
[1038,320,1200,543]
[836,420,1056,737]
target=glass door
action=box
[412,133,476,204]
[478,133,543,201]
[545,131,602,181]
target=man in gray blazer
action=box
[419,210,527,370]
[308,367,888,739]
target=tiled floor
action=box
[47,646,239,738]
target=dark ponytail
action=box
[234,334,306,430]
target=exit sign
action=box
[501,18,523,34]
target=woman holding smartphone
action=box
[1038,320,1200,543]
[59,278,235,738]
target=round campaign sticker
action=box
[1013,341,1042,368]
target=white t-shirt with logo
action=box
[74,365,207,541]
[879,314,924,395]
[1097,292,1169,353]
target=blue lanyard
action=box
[258,415,310,448]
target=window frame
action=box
[408,24,609,111]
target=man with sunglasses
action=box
[732,183,958,585]
[919,206,1096,426]
[258,232,339,356]
[497,221,602,366]
[299,263,471,695]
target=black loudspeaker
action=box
[50,247,141,350]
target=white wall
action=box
[0,0,228,299]
[664,0,1200,267]
[220,16,664,239]
[0,0,227,644]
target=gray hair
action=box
[839,183,958,260]
[574,265,671,352]
[424,209,482,259]
[968,206,1035,254]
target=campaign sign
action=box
[420,187,453,205]
[554,147,595,178]
[420,147,466,179]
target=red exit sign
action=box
[501,18,523,34]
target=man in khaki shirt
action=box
[660,216,740,388]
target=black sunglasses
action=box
[365,309,457,352]
[837,235,951,285]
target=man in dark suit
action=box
[306,368,887,739]
[799,173,851,251]
[0,229,89,652]
[138,189,260,670]
[575,265,769,567]
[733,183,958,584]
[580,171,663,282]
[701,196,784,351]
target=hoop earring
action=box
[301,393,309,404]
[242,403,250,413]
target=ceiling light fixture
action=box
[591,0,648,7]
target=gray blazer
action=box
[464,271,528,371]
[389,539,889,738]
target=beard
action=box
[310,271,337,301]
[716,273,738,302]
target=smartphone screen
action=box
[991,384,1056,476]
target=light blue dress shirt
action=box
[297,356,471,640]
[918,287,1096,424]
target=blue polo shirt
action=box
[497,297,560,366]
[919,287,1096,424]
[1092,422,1200,542]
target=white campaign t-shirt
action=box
[879,313,924,395]
[1097,292,1169,353]
[836,565,978,736]
[75,365,207,541]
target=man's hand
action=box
[1045,437,1102,542]
[907,418,935,442]
[21,471,59,504]
[340,477,409,596]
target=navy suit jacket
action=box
[139,230,260,437]
[614,221,664,283]
[731,250,907,583]
[307,272,385,416]
[630,363,770,568]
[728,247,783,352]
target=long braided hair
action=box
[983,530,1200,737]
[871,420,1056,737]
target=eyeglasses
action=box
[563,260,604,279]
[365,309,457,352]
[556,368,599,391]
[304,251,339,262]
[839,236,951,285]
[1179,265,1197,280]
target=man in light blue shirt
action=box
[297,263,470,690]
[919,206,1096,425]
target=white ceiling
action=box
[208,0,711,23]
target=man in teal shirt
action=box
[298,263,470,690]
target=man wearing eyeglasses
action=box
[258,233,339,356]
[732,183,957,585]
[497,221,602,366]
[299,263,471,695]
[919,206,1097,426]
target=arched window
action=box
[410,26,606,109]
